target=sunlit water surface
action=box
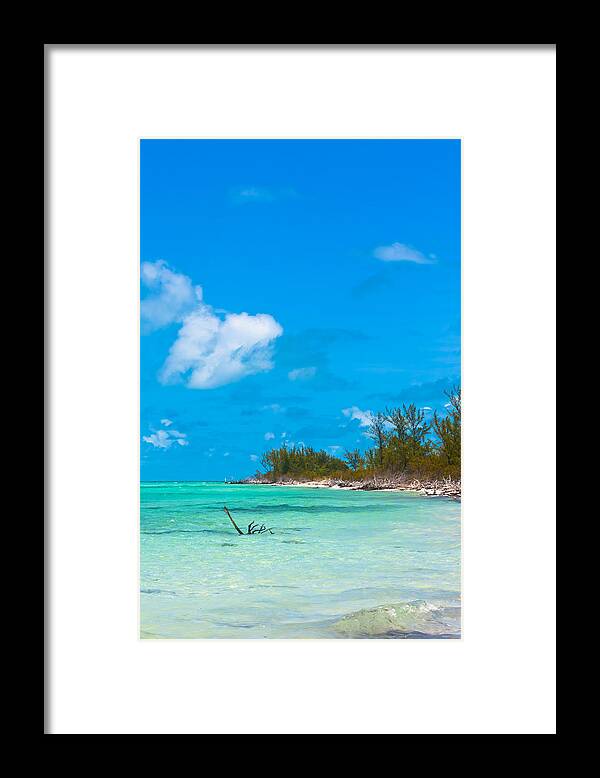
[140,482,461,639]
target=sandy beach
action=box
[231,476,461,499]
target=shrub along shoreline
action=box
[232,387,461,498]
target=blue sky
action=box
[141,140,460,481]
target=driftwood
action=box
[246,521,273,535]
[406,476,461,497]
[223,506,244,534]
[223,506,273,535]
[232,475,460,497]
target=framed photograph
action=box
[46,44,556,734]
[140,138,461,641]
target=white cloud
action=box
[288,366,317,381]
[161,308,282,389]
[230,186,275,204]
[143,430,171,449]
[142,262,283,389]
[160,418,173,427]
[342,406,374,428]
[143,426,189,450]
[261,403,284,413]
[230,186,297,204]
[264,432,275,440]
[141,260,201,330]
[373,243,435,265]
[249,454,259,461]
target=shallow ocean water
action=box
[140,482,461,639]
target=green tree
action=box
[344,448,363,471]
[257,386,460,483]
[402,403,431,447]
[366,412,388,467]
[384,406,409,443]
[432,386,461,466]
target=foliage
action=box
[432,386,461,467]
[343,448,364,471]
[259,386,461,482]
[260,445,350,481]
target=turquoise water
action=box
[140,482,461,639]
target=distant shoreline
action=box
[228,476,461,499]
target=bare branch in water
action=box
[224,507,273,535]
[223,506,244,535]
